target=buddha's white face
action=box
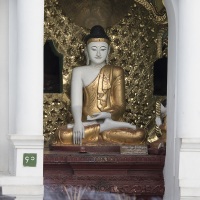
[87,42,109,65]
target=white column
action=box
[177,0,200,199]
[3,0,45,199]
[177,0,200,138]
[10,0,44,174]
[15,0,43,135]
[0,0,9,174]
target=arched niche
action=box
[44,40,63,93]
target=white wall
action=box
[8,0,18,175]
[0,0,9,174]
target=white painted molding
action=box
[181,139,200,151]
[180,180,200,188]
[9,134,44,149]
[180,185,200,198]
[0,176,43,185]
[181,198,200,200]
[179,140,200,199]
[0,176,43,200]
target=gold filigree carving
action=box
[57,0,133,29]
[134,0,167,24]
[156,28,168,58]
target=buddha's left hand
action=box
[155,116,162,126]
[87,112,111,120]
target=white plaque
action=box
[120,145,148,155]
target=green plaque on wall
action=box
[23,153,37,167]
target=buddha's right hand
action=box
[73,122,85,145]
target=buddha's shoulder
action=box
[72,65,90,73]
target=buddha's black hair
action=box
[84,25,110,44]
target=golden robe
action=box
[53,65,145,145]
[82,65,125,121]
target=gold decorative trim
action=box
[134,0,167,24]
[156,28,167,58]
[87,38,110,45]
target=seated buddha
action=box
[52,25,146,145]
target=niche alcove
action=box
[44,40,63,93]
[43,0,168,199]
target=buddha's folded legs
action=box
[101,128,146,144]
[100,118,136,132]
[52,123,146,145]
[53,124,100,145]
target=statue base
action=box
[44,145,165,199]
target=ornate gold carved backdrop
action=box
[44,0,168,146]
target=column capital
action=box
[9,134,44,149]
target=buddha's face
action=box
[87,41,109,65]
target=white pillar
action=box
[164,0,200,199]
[15,0,43,135]
[1,0,45,199]
[177,0,200,138]
[177,0,200,199]
[0,0,9,174]
[11,0,44,172]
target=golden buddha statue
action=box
[52,25,146,146]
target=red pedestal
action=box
[44,146,165,199]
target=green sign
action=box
[23,153,37,167]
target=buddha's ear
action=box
[84,46,90,65]
[108,45,110,54]
[106,45,110,64]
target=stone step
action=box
[0,197,15,200]
[0,187,15,200]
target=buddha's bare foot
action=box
[100,118,136,132]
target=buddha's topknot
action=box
[84,25,110,44]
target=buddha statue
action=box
[151,56,167,148]
[156,101,167,132]
[52,25,146,146]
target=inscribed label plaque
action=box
[120,145,148,155]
